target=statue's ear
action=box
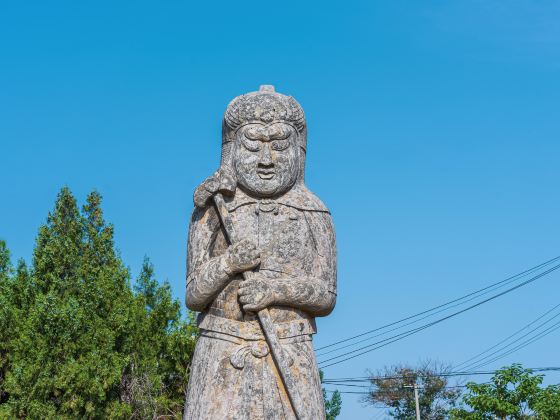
[295,146,306,184]
[220,142,234,168]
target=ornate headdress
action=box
[221,85,307,166]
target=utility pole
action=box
[413,382,421,420]
[404,382,421,420]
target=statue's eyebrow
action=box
[244,124,292,141]
[244,126,268,141]
[267,127,291,140]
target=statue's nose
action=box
[259,143,274,166]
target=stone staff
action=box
[212,192,304,419]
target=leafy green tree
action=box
[0,244,32,415]
[2,188,135,418]
[0,188,197,419]
[531,384,560,419]
[320,370,342,419]
[0,240,13,406]
[451,364,560,420]
[364,360,461,419]
[123,258,198,418]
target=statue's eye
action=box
[241,136,261,152]
[271,139,289,151]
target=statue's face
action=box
[233,122,299,197]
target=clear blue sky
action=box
[2,1,559,418]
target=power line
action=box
[325,389,369,395]
[318,263,560,368]
[318,262,560,367]
[327,365,560,414]
[464,321,560,372]
[316,255,560,353]
[322,367,560,383]
[324,383,473,390]
[327,383,371,389]
[372,410,387,420]
[455,303,560,370]
[324,383,486,396]
[455,302,560,371]
[316,276,548,358]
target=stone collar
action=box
[224,184,329,213]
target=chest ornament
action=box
[256,200,279,215]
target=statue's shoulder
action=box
[278,184,330,213]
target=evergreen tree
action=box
[0,188,198,419]
[0,240,13,406]
[0,245,32,414]
[123,258,198,418]
[320,370,342,419]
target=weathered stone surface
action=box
[184,86,337,419]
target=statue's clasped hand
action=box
[238,275,278,313]
[223,240,274,312]
[193,167,237,208]
[223,239,260,275]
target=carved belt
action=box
[198,314,315,370]
[198,313,316,341]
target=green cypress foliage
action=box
[124,258,198,418]
[320,370,342,419]
[0,188,197,419]
[0,240,14,407]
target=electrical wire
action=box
[318,262,560,368]
[316,255,560,353]
[455,303,560,371]
[321,367,560,384]
[464,321,560,372]
[324,383,486,396]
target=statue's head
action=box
[221,85,307,197]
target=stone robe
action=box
[184,184,336,419]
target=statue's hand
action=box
[223,238,260,275]
[193,167,236,208]
[238,275,277,312]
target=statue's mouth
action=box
[257,169,275,180]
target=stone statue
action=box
[184,85,337,419]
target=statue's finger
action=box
[243,303,258,312]
[240,278,255,287]
[242,295,257,305]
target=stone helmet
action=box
[220,85,307,168]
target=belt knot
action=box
[230,341,269,369]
